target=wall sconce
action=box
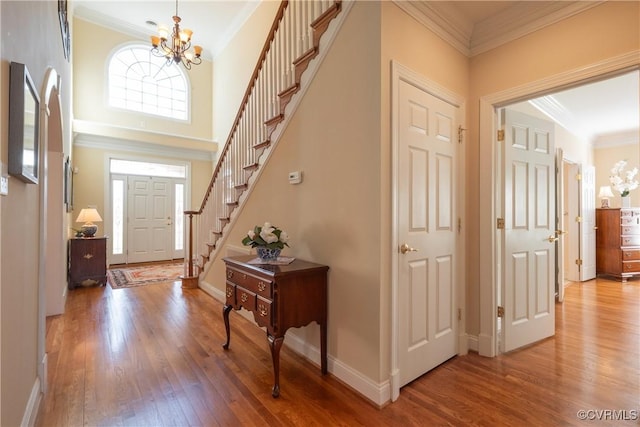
[598,186,614,208]
[75,208,103,237]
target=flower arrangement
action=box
[242,222,290,250]
[610,160,639,197]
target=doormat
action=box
[108,262,184,289]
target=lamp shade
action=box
[598,186,615,198]
[75,208,102,224]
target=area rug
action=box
[108,262,183,289]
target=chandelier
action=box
[150,0,202,70]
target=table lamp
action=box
[598,186,614,208]
[75,208,102,237]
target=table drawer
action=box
[623,250,640,261]
[255,296,273,328]
[621,235,640,246]
[621,216,640,226]
[621,209,640,218]
[225,283,236,305]
[236,286,256,311]
[226,267,273,298]
[621,226,640,235]
[622,261,640,273]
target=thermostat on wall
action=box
[288,171,302,184]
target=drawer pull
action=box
[240,293,248,303]
[227,270,234,279]
[258,304,268,317]
[241,273,247,280]
[83,253,94,259]
[226,287,233,298]
[258,281,266,292]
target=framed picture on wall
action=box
[58,0,70,60]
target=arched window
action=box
[108,44,189,121]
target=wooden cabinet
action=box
[596,208,640,282]
[222,256,329,397]
[68,237,107,289]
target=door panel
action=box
[128,176,172,263]
[398,80,457,386]
[502,109,555,353]
[580,165,596,281]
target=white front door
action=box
[397,79,458,386]
[127,176,173,263]
[501,109,555,353]
[580,165,596,281]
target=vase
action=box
[256,247,281,261]
[622,195,631,208]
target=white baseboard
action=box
[478,333,495,357]
[199,279,390,406]
[467,334,479,353]
[21,377,42,427]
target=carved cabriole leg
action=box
[222,305,233,349]
[320,321,327,375]
[268,334,284,398]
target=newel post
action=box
[181,210,199,289]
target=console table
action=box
[222,255,329,397]
[68,237,107,289]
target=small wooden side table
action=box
[222,255,329,397]
[68,237,108,289]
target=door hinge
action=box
[576,173,582,181]
[458,308,462,321]
[458,125,466,144]
[497,218,505,229]
[575,216,582,223]
[497,129,505,141]
[575,259,583,266]
[497,306,505,318]
[458,217,462,233]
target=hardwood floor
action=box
[36,277,639,426]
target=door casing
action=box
[478,52,639,357]
[390,60,467,401]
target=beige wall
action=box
[380,1,469,380]
[213,1,280,143]
[466,0,640,335]
[206,1,384,382]
[72,145,212,240]
[594,144,640,208]
[1,1,73,425]
[73,18,214,144]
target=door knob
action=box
[400,243,418,254]
[547,235,559,243]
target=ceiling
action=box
[73,1,638,145]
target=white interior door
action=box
[501,109,555,353]
[127,176,172,263]
[556,149,565,302]
[397,79,457,386]
[580,165,596,281]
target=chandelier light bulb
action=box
[149,0,202,70]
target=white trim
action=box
[479,51,640,357]
[199,279,391,407]
[74,131,216,162]
[392,0,602,58]
[20,377,42,427]
[390,60,466,401]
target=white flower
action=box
[610,160,639,197]
[260,227,278,244]
[279,231,289,244]
[248,230,255,239]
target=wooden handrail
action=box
[196,1,289,214]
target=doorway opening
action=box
[108,158,190,265]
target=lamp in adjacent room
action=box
[75,208,103,237]
[598,185,615,208]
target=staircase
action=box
[182,0,348,287]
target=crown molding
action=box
[593,130,640,149]
[73,120,217,162]
[393,1,604,58]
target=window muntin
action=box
[108,45,188,121]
